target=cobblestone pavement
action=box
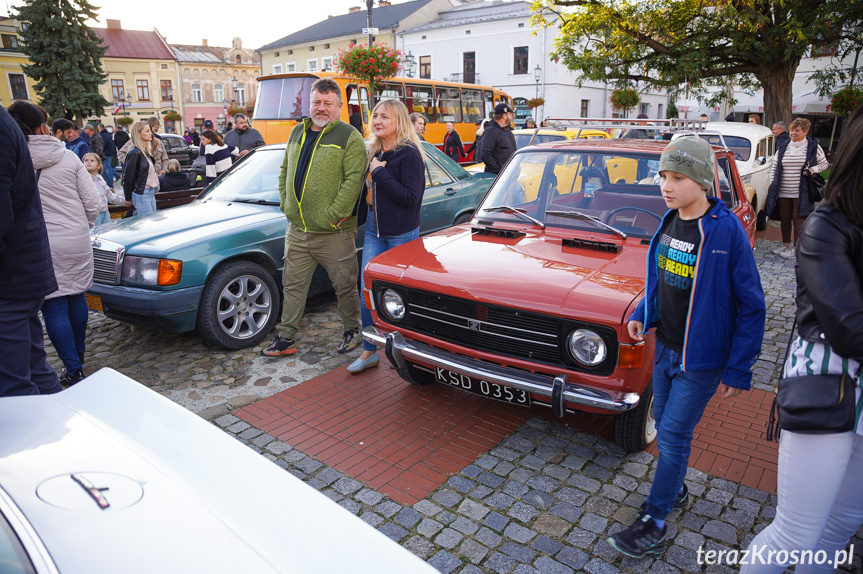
[45,238,863,573]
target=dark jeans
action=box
[0,297,61,396]
[41,293,88,374]
[645,340,723,521]
[777,197,804,245]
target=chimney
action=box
[106,19,121,30]
[202,39,208,46]
[348,6,362,12]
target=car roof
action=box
[697,122,774,139]
[519,137,733,156]
[513,128,609,138]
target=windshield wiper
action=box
[231,198,280,206]
[481,205,545,229]
[545,210,627,239]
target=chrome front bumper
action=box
[362,327,641,417]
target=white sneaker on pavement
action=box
[780,246,796,258]
[772,245,789,255]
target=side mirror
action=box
[757,156,767,165]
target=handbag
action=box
[803,161,826,203]
[766,319,860,441]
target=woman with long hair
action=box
[348,98,426,374]
[200,129,238,185]
[8,100,100,386]
[763,117,829,258]
[741,106,863,572]
[123,121,159,216]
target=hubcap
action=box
[644,394,657,444]
[216,274,272,340]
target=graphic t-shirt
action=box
[655,211,703,353]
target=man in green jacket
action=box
[262,78,366,357]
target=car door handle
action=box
[444,188,457,196]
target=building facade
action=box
[257,0,449,77]
[398,1,668,126]
[172,38,260,132]
[0,15,39,106]
[92,20,183,132]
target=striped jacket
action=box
[203,143,237,185]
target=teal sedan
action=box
[87,142,491,349]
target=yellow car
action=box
[465,128,610,174]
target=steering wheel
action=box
[604,206,663,225]
[734,152,745,161]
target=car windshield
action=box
[514,133,566,149]
[478,150,685,238]
[696,134,751,162]
[197,149,283,203]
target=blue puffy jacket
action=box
[629,197,766,389]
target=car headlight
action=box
[121,256,183,286]
[381,289,405,321]
[567,328,607,366]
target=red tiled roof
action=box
[92,27,174,60]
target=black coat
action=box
[122,147,152,200]
[443,130,464,162]
[101,130,115,157]
[0,106,57,300]
[479,121,516,174]
[795,204,863,362]
[775,131,790,154]
[113,129,130,153]
[159,171,191,192]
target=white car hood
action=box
[0,369,435,574]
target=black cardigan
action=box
[364,143,425,236]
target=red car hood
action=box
[365,225,648,325]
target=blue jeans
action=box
[41,293,88,374]
[94,211,111,226]
[360,212,419,351]
[0,297,61,396]
[645,340,723,521]
[102,161,117,186]
[133,187,157,216]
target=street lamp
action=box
[534,64,542,100]
[366,0,375,47]
[403,52,416,78]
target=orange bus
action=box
[252,71,511,159]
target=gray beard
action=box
[311,115,329,128]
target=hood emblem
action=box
[467,319,481,331]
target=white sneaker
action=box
[772,245,790,255]
[779,246,796,258]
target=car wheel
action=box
[196,261,279,349]
[613,381,657,452]
[755,200,769,231]
[453,212,473,226]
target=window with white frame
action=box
[286,62,296,72]
[639,103,650,116]
[321,57,333,71]
[580,100,589,118]
[272,64,282,74]
[236,83,246,106]
[214,83,224,103]
[307,59,318,72]
[191,83,202,103]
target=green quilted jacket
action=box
[278,118,366,233]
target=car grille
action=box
[406,289,562,364]
[92,242,124,285]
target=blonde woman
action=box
[348,98,426,373]
[122,121,160,216]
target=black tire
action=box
[613,380,657,452]
[196,260,279,349]
[756,202,769,231]
[453,212,473,226]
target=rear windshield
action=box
[696,134,752,162]
[254,76,318,121]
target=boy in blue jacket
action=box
[609,137,766,558]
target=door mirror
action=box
[756,156,766,165]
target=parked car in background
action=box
[0,368,437,574]
[465,127,610,174]
[672,122,775,229]
[361,138,755,452]
[86,141,494,349]
[161,132,200,167]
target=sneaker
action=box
[336,329,360,354]
[260,335,297,356]
[59,369,85,387]
[639,484,689,515]
[771,245,790,255]
[780,246,796,258]
[608,513,668,559]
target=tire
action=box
[196,260,279,349]
[613,380,657,452]
[453,212,473,226]
[755,200,769,231]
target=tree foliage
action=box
[532,0,863,125]
[15,0,110,125]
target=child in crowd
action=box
[159,159,192,192]
[608,137,766,558]
[82,152,130,225]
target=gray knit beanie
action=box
[658,137,715,190]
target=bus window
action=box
[256,77,284,120]
[484,90,494,119]
[462,89,483,123]
[375,81,403,101]
[436,86,462,123]
[277,76,316,120]
[359,87,371,124]
[405,84,435,123]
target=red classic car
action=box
[361,138,756,452]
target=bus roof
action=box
[255,70,506,93]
